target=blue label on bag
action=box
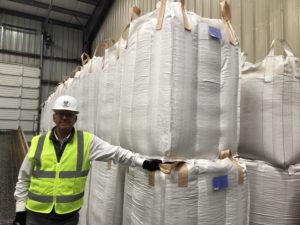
[209,26,222,39]
[213,175,228,191]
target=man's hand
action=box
[13,211,26,225]
[142,159,162,171]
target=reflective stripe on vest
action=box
[28,191,84,203]
[31,131,88,179]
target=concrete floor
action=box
[0,131,19,225]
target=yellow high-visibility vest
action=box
[26,130,92,214]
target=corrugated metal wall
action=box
[43,24,83,82]
[0,62,40,140]
[0,14,83,103]
[0,14,41,66]
[92,0,300,63]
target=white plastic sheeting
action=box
[119,1,240,159]
[239,40,300,168]
[243,159,300,225]
[123,158,249,225]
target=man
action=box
[13,95,161,225]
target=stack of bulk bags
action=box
[119,0,240,160]
[119,1,248,224]
[239,39,300,168]
[81,41,128,225]
[242,159,300,224]
[123,158,248,225]
[239,39,300,224]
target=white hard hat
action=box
[52,95,79,113]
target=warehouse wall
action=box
[0,14,83,102]
[0,14,41,66]
[92,0,300,63]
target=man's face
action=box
[53,110,77,131]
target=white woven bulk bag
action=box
[84,161,126,225]
[95,39,127,144]
[43,93,55,131]
[40,97,52,133]
[69,70,83,130]
[96,42,118,142]
[123,158,248,225]
[119,0,239,159]
[85,56,102,133]
[171,16,239,159]
[110,38,127,145]
[78,171,91,225]
[243,159,300,224]
[43,82,66,131]
[239,39,300,168]
[119,10,159,151]
[61,77,74,96]
[80,59,92,131]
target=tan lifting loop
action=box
[220,0,238,46]
[81,52,92,73]
[180,0,192,31]
[62,65,82,83]
[93,38,116,69]
[156,0,167,30]
[93,38,116,57]
[148,171,156,186]
[93,42,108,57]
[116,6,141,59]
[129,5,141,21]
[156,0,191,31]
[148,161,188,187]
[218,149,244,185]
[220,0,231,22]
[107,160,112,170]
[81,52,91,66]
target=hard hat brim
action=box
[52,108,79,114]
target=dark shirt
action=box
[49,127,75,163]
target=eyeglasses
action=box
[55,112,76,118]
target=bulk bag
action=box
[243,159,300,224]
[81,161,126,225]
[78,171,91,225]
[69,70,84,130]
[119,0,240,159]
[239,39,300,168]
[123,158,248,225]
[78,53,102,133]
[96,40,119,143]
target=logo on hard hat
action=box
[63,100,70,107]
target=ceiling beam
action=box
[77,0,97,6]
[8,0,90,19]
[0,7,83,30]
[83,0,115,55]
